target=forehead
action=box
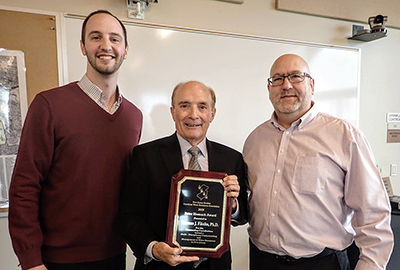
[174,83,212,104]
[270,55,309,76]
[85,13,124,36]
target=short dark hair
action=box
[81,10,128,47]
[171,81,216,109]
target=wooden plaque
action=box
[166,169,232,258]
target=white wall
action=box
[1,0,399,269]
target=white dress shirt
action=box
[177,133,208,171]
[243,103,393,270]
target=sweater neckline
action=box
[72,82,124,119]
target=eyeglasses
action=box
[267,72,312,86]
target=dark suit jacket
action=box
[118,133,248,270]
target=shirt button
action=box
[277,169,281,173]
[280,149,284,153]
[273,190,277,195]
[271,213,275,217]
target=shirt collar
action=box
[77,74,123,106]
[298,101,318,129]
[176,133,207,159]
[271,101,317,130]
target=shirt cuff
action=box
[231,198,239,220]
[144,241,160,264]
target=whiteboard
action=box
[63,16,360,270]
[64,16,360,152]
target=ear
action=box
[123,44,129,60]
[170,106,176,122]
[309,78,315,95]
[210,107,216,122]
[80,40,86,56]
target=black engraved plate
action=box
[166,169,232,258]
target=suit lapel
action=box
[159,136,224,175]
[207,139,221,173]
[160,133,184,177]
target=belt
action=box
[273,248,338,264]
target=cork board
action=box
[0,9,59,105]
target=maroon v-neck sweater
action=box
[9,82,142,269]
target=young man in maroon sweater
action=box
[8,10,142,270]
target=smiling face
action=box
[170,81,216,146]
[80,12,128,77]
[268,54,314,124]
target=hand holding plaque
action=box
[166,169,233,258]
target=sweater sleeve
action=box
[8,94,55,270]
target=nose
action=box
[100,38,112,52]
[281,76,292,90]
[188,107,199,119]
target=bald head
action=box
[270,54,311,77]
[171,81,216,109]
[267,54,315,128]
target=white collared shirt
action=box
[176,133,208,171]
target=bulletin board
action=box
[0,9,60,215]
[0,9,59,104]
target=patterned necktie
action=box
[188,146,207,267]
[188,146,201,171]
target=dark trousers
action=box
[249,241,350,270]
[44,253,126,270]
[133,256,228,270]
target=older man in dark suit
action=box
[118,81,247,270]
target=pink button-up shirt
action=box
[243,104,393,270]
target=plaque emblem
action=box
[197,184,209,200]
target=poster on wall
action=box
[0,49,28,215]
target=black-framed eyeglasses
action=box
[267,72,312,86]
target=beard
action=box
[276,101,301,114]
[272,96,301,114]
[86,50,124,76]
[273,94,312,116]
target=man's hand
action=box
[222,175,240,209]
[27,265,47,270]
[152,242,199,267]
